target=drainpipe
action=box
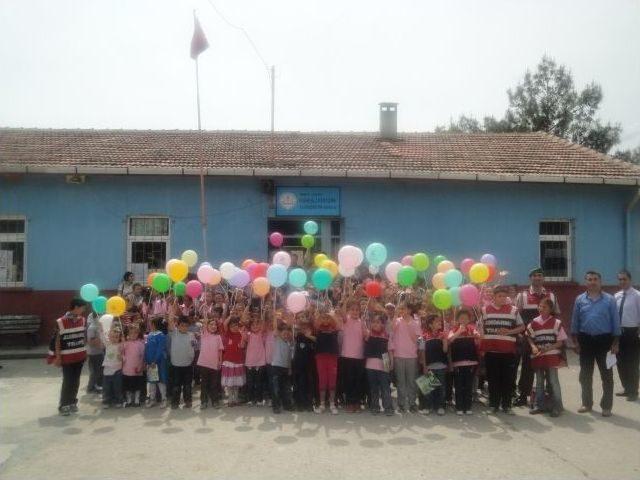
[626,188,640,271]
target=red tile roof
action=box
[0,128,638,184]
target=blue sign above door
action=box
[275,187,341,217]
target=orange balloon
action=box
[147,272,157,286]
[321,259,339,278]
[242,259,256,269]
[253,277,270,297]
[432,272,446,289]
[437,260,455,274]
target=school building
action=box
[1,104,639,342]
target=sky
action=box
[1,0,639,150]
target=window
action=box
[539,220,572,282]
[267,218,342,266]
[0,216,26,287]
[127,216,170,280]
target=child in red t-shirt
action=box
[221,316,247,406]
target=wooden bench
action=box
[0,315,41,346]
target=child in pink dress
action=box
[122,323,145,407]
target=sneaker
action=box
[503,408,515,416]
[397,407,406,414]
[465,410,473,415]
[330,404,339,415]
[615,391,628,397]
[102,404,111,410]
[514,397,528,407]
[577,406,592,414]
[370,409,379,415]
[456,410,464,416]
[437,408,445,416]
[550,410,560,418]
[626,395,638,402]
[488,407,499,415]
[529,408,544,415]
[160,400,167,409]
[272,407,282,414]
[115,402,125,409]
[171,403,179,410]
[601,409,612,417]
[69,404,79,413]
[145,400,156,408]
[246,401,254,407]
[59,406,71,416]
[257,400,265,407]
[409,406,419,414]
[314,405,325,414]
[200,403,208,410]
[185,402,192,409]
[384,409,394,416]
[421,409,431,415]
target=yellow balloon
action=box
[106,296,126,316]
[253,277,270,297]
[314,253,328,268]
[432,272,446,290]
[181,249,198,268]
[469,263,490,284]
[167,259,189,282]
[437,260,455,274]
[322,259,339,278]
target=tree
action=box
[436,56,622,153]
[614,146,640,165]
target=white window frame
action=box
[126,216,170,276]
[539,219,573,282]
[0,215,27,287]
[267,218,343,263]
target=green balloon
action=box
[433,255,447,267]
[432,288,453,310]
[288,268,308,288]
[397,266,418,287]
[412,252,430,272]
[312,268,333,290]
[173,281,186,297]
[92,296,107,315]
[152,273,171,293]
[301,234,315,249]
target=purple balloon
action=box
[480,253,497,266]
[229,269,250,288]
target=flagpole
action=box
[194,12,209,261]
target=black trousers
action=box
[60,361,84,409]
[246,366,266,403]
[87,353,104,392]
[578,333,614,410]
[172,366,193,406]
[270,366,292,410]
[341,357,365,405]
[617,327,639,397]
[517,341,535,400]
[293,361,314,409]
[454,366,475,412]
[199,366,221,405]
[485,352,516,410]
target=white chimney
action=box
[379,102,398,140]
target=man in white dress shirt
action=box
[615,270,640,401]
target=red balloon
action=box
[487,264,497,282]
[365,280,382,298]
[246,262,260,280]
[254,262,269,279]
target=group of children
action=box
[83,277,567,418]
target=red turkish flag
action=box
[190,16,209,59]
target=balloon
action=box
[365,280,382,297]
[412,253,430,271]
[99,314,113,334]
[269,232,284,247]
[437,260,455,274]
[397,266,418,287]
[444,269,463,288]
[286,291,307,313]
[460,284,480,306]
[401,255,413,266]
[314,253,328,268]
[181,250,198,268]
[167,259,188,282]
[220,262,236,280]
[247,263,259,280]
[152,273,171,293]
[147,272,157,286]
[229,269,250,288]
[272,251,292,269]
[385,261,402,283]
[322,259,339,278]
[312,268,333,290]
[432,289,453,310]
[288,268,307,288]
[301,234,315,249]
[80,283,99,302]
[201,262,211,267]
[450,286,461,307]
[433,255,447,267]
[487,264,497,282]
[186,280,203,299]
[106,296,126,316]
[165,259,178,274]
[303,220,319,235]
[460,258,475,275]
[432,272,446,290]
[480,253,497,266]
[338,245,364,269]
[92,296,107,314]
[338,263,355,277]
[252,277,270,297]
[369,265,379,275]
[365,243,388,267]
[242,259,256,269]
[267,264,288,287]
[469,263,490,284]
[173,281,186,297]
[197,265,221,285]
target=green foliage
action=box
[614,147,640,165]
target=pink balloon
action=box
[197,264,215,283]
[255,262,269,278]
[401,255,414,266]
[269,232,284,247]
[246,263,260,280]
[460,258,475,275]
[286,291,307,313]
[338,245,364,269]
[384,261,402,283]
[272,251,291,269]
[186,280,203,299]
[459,284,480,307]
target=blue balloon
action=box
[288,268,308,288]
[444,269,463,288]
[450,286,461,307]
[267,264,288,288]
[80,283,99,302]
[365,242,387,267]
[304,220,319,235]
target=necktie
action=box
[619,292,626,319]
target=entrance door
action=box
[267,218,342,267]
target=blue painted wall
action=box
[1,174,637,289]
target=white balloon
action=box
[272,251,292,269]
[99,314,114,334]
[338,245,364,269]
[338,263,355,277]
[220,262,236,280]
[384,261,402,284]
